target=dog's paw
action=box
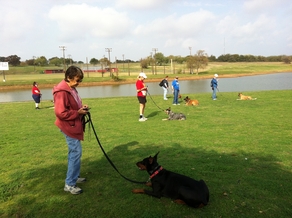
[132,189,145,194]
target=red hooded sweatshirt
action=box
[52,80,84,140]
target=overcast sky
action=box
[1,0,291,62]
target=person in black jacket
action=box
[159,76,169,100]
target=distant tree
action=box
[25,59,35,66]
[140,58,149,69]
[99,57,110,66]
[282,55,291,64]
[35,56,48,66]
[6,55,21,66]
[0,56,5,62]
[208,55,216,62]
[154,52,166,66]
[187,50,208,75]
[49,57,62,66]
[90,58,99,65]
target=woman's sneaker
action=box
[64,184,83,194]
[77,177,86,183]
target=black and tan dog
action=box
[184,96,199,106]
[132,152,209,208]
[163,107,186,120]
[237,93,257,100]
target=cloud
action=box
[115,0,178,10]
[48,3,133,42]
[134,9,215,39]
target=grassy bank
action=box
[1,90,292,217]
[0,62,291,90]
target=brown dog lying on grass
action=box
[237,93,257,100]
[183,96,199,106]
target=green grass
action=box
[1,90,292,217]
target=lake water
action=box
[0,72,291,103]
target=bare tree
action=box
[187,50,208,75]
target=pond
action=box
[0,72,291,103]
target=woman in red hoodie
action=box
[53,66,89,195]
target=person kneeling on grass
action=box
[53,66,90,195]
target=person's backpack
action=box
[210,79,213,87]
[159,80,164,87]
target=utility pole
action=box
[152,48,158,74]
[59,46,66,72]
[33,56,36,72]
[122,54,125,72]
[105,48,112,77]
[189,47,192,74]
[68,54,72,65]
[150,52,154,74]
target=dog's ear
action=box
[154,152,160,160]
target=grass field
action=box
[1,90,292,217]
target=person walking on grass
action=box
[53,66,90,195]
[32,81,42,109]
[136,72,148,122]
[171,77,180,105]
[159,75,169,100]
[211,74,219,100]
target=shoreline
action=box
[0,71,288,91]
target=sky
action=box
[1,0,292,62]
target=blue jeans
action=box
[162,87,168,99]
[173,89,179,104]
[63,133,82,186]
[212,87,217,99]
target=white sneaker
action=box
[139,118,146,122]
[77,177,86,183]
[143,117,148,120]
[64,184,83,194]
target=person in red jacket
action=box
[136,72,148,122]
[53,66,89,195]
[32,82,41,109]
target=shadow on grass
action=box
[3,141,292,217]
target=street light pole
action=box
[59,46,66,72]
[33,56,36,72]
[152,48,158,74]
[105,48,112,76]
[189,46,192,74]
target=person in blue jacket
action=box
[171,77,180,105]
[211,74,218,100]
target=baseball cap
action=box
[138,72,147,78]
[214,74,218,77]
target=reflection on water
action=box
[0,72,291,103]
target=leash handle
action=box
[85,112,147,184]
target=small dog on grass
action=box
[183,96,199,106]
[163,107,186,120]
[237,93,257,100]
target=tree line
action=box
[1,52,291,68]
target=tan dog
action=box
[183,96,199,106]
[237,93,257,100]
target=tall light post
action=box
[68,54,72,65]
[152,48,158,74]
[105,48,112,76]
[59,46,66,72]
[122,54,125,72]
[33,56,36,72]
[189,47,192,74]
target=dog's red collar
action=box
[149,166,163,179]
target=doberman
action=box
[132,152,209,208]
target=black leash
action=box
[146,90,165,111]
[83,112,147,184]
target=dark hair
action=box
[33,81,37,86]
[64,66,84,82]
